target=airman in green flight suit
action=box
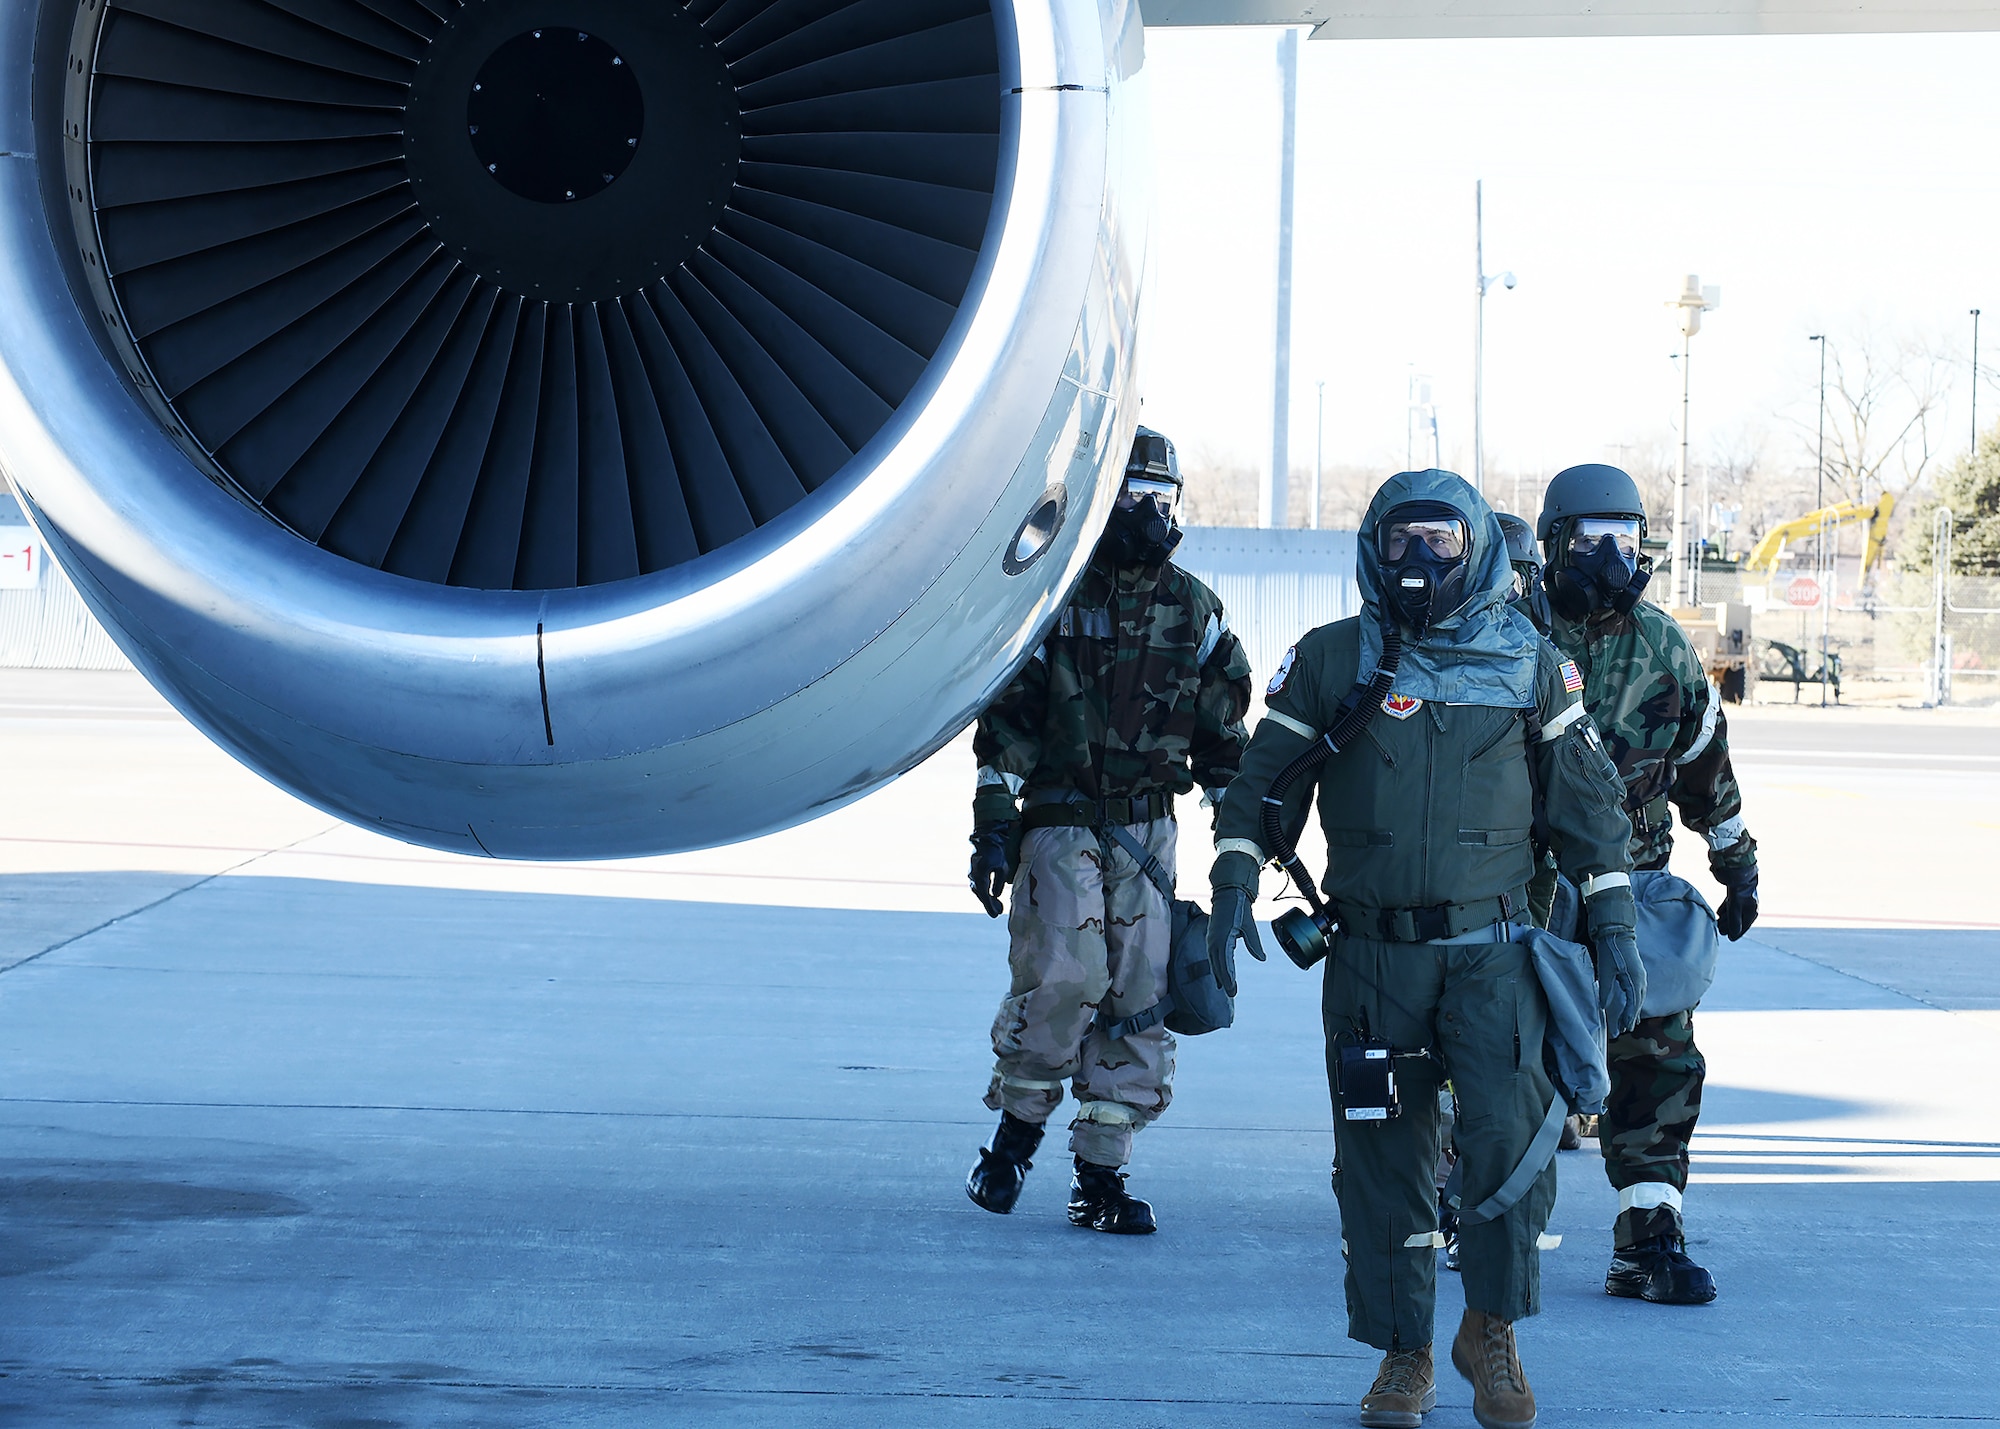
[1210,470,1639,1429]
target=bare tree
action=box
[1179,446,1261,527]
[1795,331,1948,507]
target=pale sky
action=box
[1136,28,2000,494]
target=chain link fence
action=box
[1676,563,2000,706]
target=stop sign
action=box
[1786,575,1823,608]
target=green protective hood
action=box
[1356,469,1541,708]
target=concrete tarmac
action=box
[3,672,1997,1426]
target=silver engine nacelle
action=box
[0,0,1146,857]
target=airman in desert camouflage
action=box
[963,427,1251,1235]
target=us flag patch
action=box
[1561,660,1585,694]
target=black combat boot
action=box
[1606,1212,1717,1305]
[966,1112,1044,1214]
[1067,1157,1157,1234]
[1438,1194,1460,1273]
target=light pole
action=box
[1974,308,1983,454]
[1265,27,1299,528]
[1312,379,1324,530]
[1667,275,1721,608]
[1472,180,1515,496]
[1811,333,1829,708]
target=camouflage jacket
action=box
[972,551,1253,825]
[1548,600,1757,875]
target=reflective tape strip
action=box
[1215,837,1265,862]
[1074,1100,1144,1126]
[1536,1233,1563,1251]
[998,1073,1064,1091]
[1703,813,1747,850]
[1030,642,1047,666]
[1403,1230,1446,1249]
[976,766,1024,795]
[1539,699,1588,741]
[1196,612,1223,666]
[1261,708,1317,740]
[1676,683,1722,765]
[1617,1183,1684,1214]
[1581,871,1632,898]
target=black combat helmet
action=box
[1535,463,1648,547]
[1497,511,1538,568]
[1125,426,1182,486]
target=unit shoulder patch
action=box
[1267,645,1297,695]
[1382,693,1423,719]
[1560,659,1585,694]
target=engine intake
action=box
[65,0,1002,589]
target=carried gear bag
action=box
[1516,925,1610,1117]
[1547,869,1721,1020]
[1097,824,1233,1040]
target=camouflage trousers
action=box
[983,819,1176,1168]
[1601,1008,1706,1247]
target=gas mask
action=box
[1509,561,1553,633]
[1377,503,1471,638]
[1105,475,1182,568]
[1545,517,1650,621]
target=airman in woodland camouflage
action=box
[963,427,1252,1234]
[1531,464,1761,1306]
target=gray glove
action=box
[1207,849,1267,993]
[1585,883,1647,1038]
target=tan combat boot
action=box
[1450,1308,1537,1429]
[1359,1344,1436,1427]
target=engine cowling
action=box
[0,0,1146,856]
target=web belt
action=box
[1330,891,1522,944]
[1021,790,1174,831]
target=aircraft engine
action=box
[0,0,1147,856]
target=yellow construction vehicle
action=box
[1742,492,1896,578]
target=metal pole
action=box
[1932,508,1952,705]
[1974,309,1983,454]
[1405,368,1414,473]
[1313,379,1324,530]
[1474,180,1484,495]
[1813,334,1829,708]
[1695,448,1709,606]
[1673,341,1691,607]
[1266,27,1299,528]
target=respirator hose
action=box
[1259,627,1405,921]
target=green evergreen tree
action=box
[1900,427,2000,574]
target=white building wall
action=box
[1173,526,1359,697]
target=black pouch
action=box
[1337,1038,1399,1122]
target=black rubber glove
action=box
[1713,861,1759,941]
[1207,849,1267,995]
[1585,883,1647,1038]
[968,821,1015,918]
